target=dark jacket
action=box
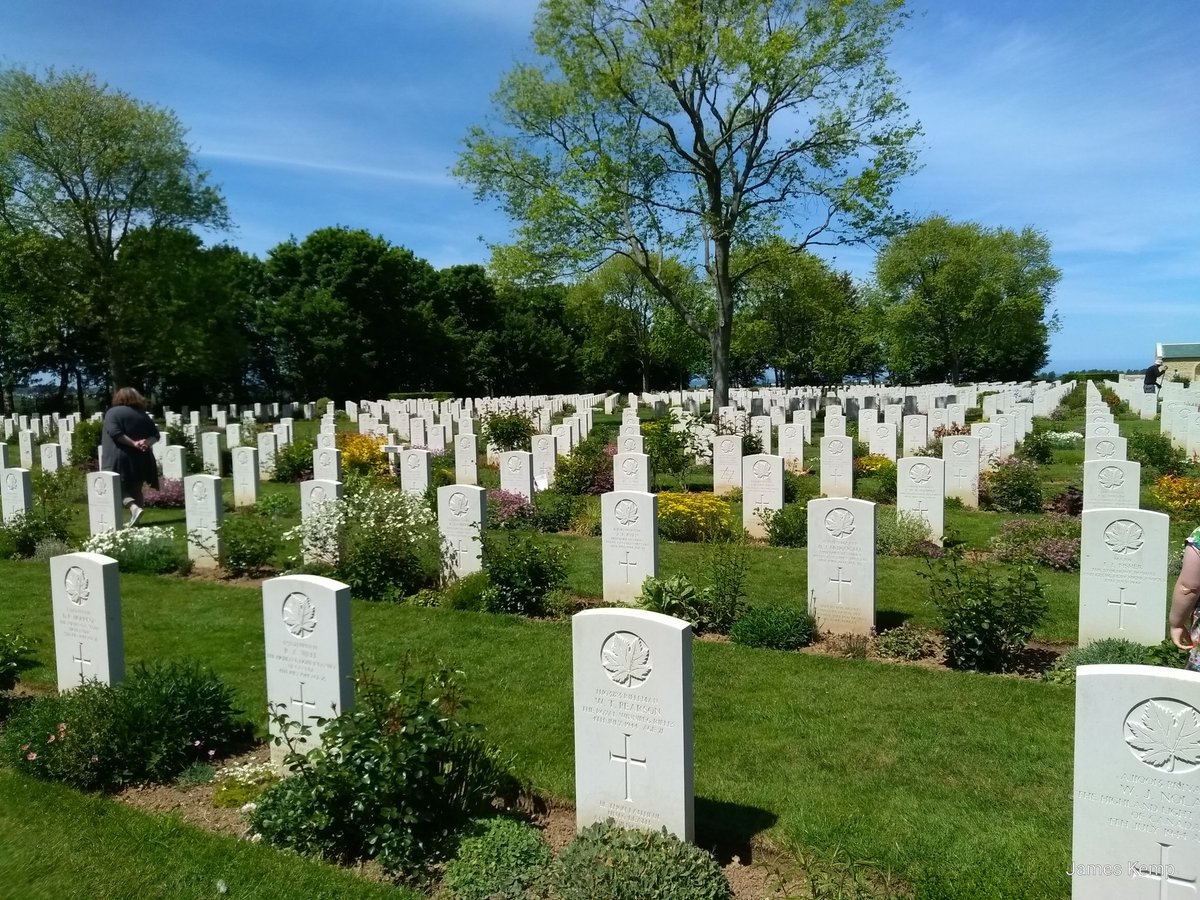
[101,405,161,489]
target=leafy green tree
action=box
[0,68,229,387]
[456,0,919,416]
[875,216,1061,383]
[260,228,440,398]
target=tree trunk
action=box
[74,369,86,415]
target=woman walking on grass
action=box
[101,387,160,526]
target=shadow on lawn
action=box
[696,795,778,864]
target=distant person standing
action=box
[1143,357,1168,394]
[101,387,160,526]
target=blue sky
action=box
[4,0,1197,374]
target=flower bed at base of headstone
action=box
[143,478,185,508]
[82,525,191,575]
[656,492,733,542]
[1,660,250,791]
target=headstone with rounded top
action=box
[87,471,123,535]
[437,485,486,578]
[184,474,223,569]
[601,491,658,604]
[51,552,123,691]
[807,497,875,636]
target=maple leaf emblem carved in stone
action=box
[507,457,522,473]
[93,476,108,496]
[407,454,420,469]
[1098,466,1124,490]
[909,463,932,485]
[282,592,317,639]
[720,439,734,454]
[829,439,844,455]
[952,439,969,457]
[1104,519,1143,555]
[191,481,207,502]
[601,632,652,687]
[752,460,771,480]
[621,458,638,476]
[64,566,89,606]
[1096,441,1115,458]
[1124,699,1200,774]
[614,499,639,526]
[448,491,469,518]
[824,508,856,539]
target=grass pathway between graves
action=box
[0,558,1075,900]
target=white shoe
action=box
[128,505,143,527]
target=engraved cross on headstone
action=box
[952,467,970,488]
[1132,842,1196,898]
[609,732,647,802]
[1108,587,1138,630]
[73,643,92,684]
[829,568,852,605]
[914,499,931,516]
[291,681,317,721]
[619,551,637,585]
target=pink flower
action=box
[47,735,55,743]
[207,749,216,758]
[193,740,202,747]
[58,723,67,732]
[26,752,36,761]
[18,744,28,752]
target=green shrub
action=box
[338,518,441,602]
[218,512,280,576]
[875,622,940,661]
[782,470,818,504]
[251,668,515,879]
[552,821,730,900]
[82,525,191,575]
[32,537,72,561]
[638,575,700,623]
[990,514,1080,571]
[272,437,316,482]
[860,460,897,503]
[481,412,535,453]
[730,606,816,650]
[0,507,72,559]
[255,492,296,522]
[0,631,32,691]
[481,531,567,617]
[531,489,578,533]
[553,440,615,496]
[980,458,1043,513]
[1017,431,1054,465]
[1,660,249,790]
[1145,638,1190,669]
[443,572,491,612]
[441,817,553,900]
[694,540,749,634]
[1128,431,1191,477]
[642,412,696,488]
[1043,638,1154,685]
[876,508,933,557]
[764,503,807,547]
[70,419,104,468]
[926,555,1048,672]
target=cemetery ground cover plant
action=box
[82,525,191,575]
[989,514,1080,572]
[270,435,317,482]
[978,456,1043,513]
[217,509,282,576]
[0,630,32,691]
[336,431,389,476]
[656,491,735,542]
[480,410,536,452]
[142,477,185,508]
[2,659,250,790]
[763,501,807,547]
[479,529,568,617]
[252,666,517,883]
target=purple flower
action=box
[487,489,534,527]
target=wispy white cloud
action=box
[198,149,453,187]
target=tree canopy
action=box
[874,216,1061,383]
[456,0,920,415]
[0,67,229,387]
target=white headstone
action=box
[400,449,432,496]
[1084,436,1128,462]
[1079,508,1169,646]
[312,447,341,483]
[39,442,62,473]
[257,431,278,480]
[613,452,651,493]
[572,608,693,840]
[602,491,659,604]
[902,415,928,457]
[1071,665,1200,898]
[896,457,944,544]
[868,422,897,462]
[262,574,354,765]
[454,433,479,486]
[807,498,876,636]
[162,444,187,481]
[201,432,223,476]
[712,434,742,496]
[741,454,784,539]
[1083,460,1141,512]
[232,446,259,508]
[532,434,556,490]
[819,436,853,499]
[184,473,224,568]
[777,423,804,474]
[50,552,123,691]
[1,468,32,523]
[87,471,123,535]
[437,485,486,578]
[942,435,980,508]
[499,451,535,500]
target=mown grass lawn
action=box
[0,558,1076,900]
